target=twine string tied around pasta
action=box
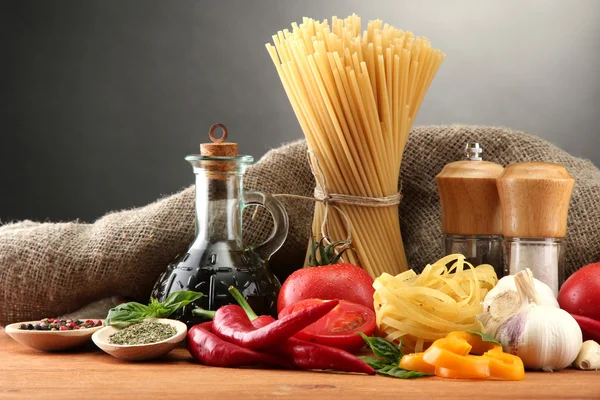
[259,151,402,255]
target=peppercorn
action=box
[18,318,103,331]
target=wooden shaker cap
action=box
[497,162,574,238]
[436,160,504,235]
[200,124,238,157]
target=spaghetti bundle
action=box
[266,14,445,276]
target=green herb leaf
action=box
[105,302,152,328]
[359,333,402,363]
[359,334,429,379]
[105,291,203,328]
[147,298,169,316]
[467,331,501,344]
[359,356,391,370]
[160,291,204,315]
[376,365,432,379]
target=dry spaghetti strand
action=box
[266,15,445,277]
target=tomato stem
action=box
[306,236,353,267]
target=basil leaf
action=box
[359,334,429,379]
[467,331,501,344]
[147,298,169,317]
[359,356,390,370]
[376,365,432,379]
[105,302,152,328]
[160,290,204,315]
[359,333,401,363]
[104,290,203,327]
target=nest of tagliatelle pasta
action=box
[374,254,498,353]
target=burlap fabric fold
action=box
[1,126,599,326]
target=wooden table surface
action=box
[1,329,599,400]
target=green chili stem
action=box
[191,308,216,319]
[228,286,258,321]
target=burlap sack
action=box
[1,126,599,326]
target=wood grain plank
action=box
[1,329,599,400]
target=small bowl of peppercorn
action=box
[91,318,187,361]
[5,318,104,351]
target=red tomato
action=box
[277,263,375,313]
[279,299,376,353]
[558,262,600,321]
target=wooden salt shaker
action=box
[435,143,504,277]
[497,162,575,295]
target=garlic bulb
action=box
[478,271,558,338]
[483,274,558,311]
[486,269,582,371]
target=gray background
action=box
[3,0,599,222]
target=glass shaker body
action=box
[503,237,565,296]
[444,234,503,278]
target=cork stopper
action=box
[436,159,504,235]
[200,124,238,157]
[497,162,575,238]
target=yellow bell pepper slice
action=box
[428,337,472,355]
[445,331,502,355]
[435,365,489,379]
[399,352,436,374]
[482,350,525,381]
[424,345,490,378]
[396,332,524,381]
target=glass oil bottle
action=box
[151,124,289,326]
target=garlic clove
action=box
[488,290,520,321]
[483,274,558,312]
[478,290,520,338]
[573,340,600,370]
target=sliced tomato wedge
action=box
[278,299,376,353]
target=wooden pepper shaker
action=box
[435,143,505,277]
[497,162,575,295]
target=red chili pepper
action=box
[570,314,600,343]
[186,322,292,369]
[251,315,375,375]
[212,300,339,350]
[226,287,375,375]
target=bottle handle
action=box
[243,190,289,260]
